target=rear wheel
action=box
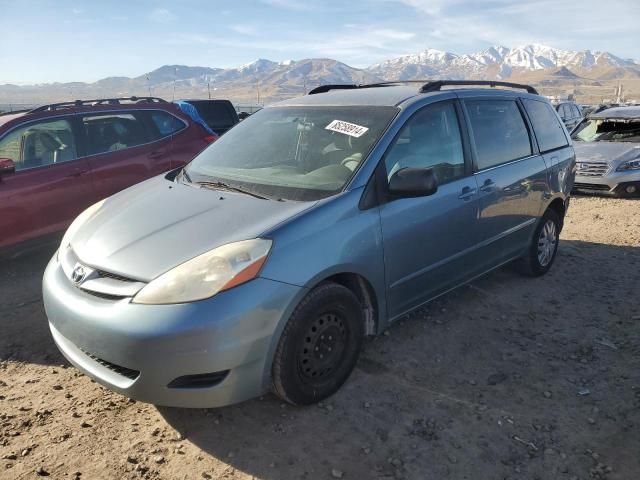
[271,282,364,405]
[516,209,561,277]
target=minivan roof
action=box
[273,85,541,108]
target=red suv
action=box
[0,97,216,251]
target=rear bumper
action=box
[43,254,303,408]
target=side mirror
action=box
[0,158,16,176]
[388,167,438,197]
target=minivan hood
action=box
[72,176,315,281]
[573,141,640,166]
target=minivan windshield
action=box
[184,106,398,201]
[571,118,640,143]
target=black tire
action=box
[516,208,561,277]
[271,282,364,405]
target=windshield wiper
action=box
[196,181,270,200]
[181,168,193,183]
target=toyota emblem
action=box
[71,264,86,284]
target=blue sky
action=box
[0,0,638,84]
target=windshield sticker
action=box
[325,120,369,138]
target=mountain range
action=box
[1,44,639,108]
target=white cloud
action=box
[148,8,176,23]
[231,24,258,36]
[391,0,640,55]
[259,0,314,11]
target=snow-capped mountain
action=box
[1,43,638,106]
[368,43,638,81]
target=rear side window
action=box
[82,113,148,156]
[465,100,532,170]
[522,99,569,153]
[149,111,185,138]
[0,119,77,171]
[192,102,235,129]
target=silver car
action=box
[572,106,640,197]
[43,81,575,408]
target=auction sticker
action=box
[325,119,369,138]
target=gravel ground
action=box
[1,195,639,480]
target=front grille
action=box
[97,270,137,283]
[60,248,146,299]
[573,182,611,192]
[81,350,140,380]
[576,162,609,177]
[80,290,128,301]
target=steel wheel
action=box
[537,219,557,267]
[298,312,348,380]
[271,282,364,405]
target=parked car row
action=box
[0,97,244,252]
[2,80,635,409]
[41,80,576,407]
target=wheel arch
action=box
[260,268,385,392]
[318,272,380,336]
[546,196,567,231]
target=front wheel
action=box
[271,282,364,405]
[516,209,561,277]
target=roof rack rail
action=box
[420,80,538,95]
[308,80,432,95]
[0,108,32,116]
[30,96,168,113]
[308,79,538,96]
[308,84,359,95]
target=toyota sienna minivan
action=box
[43,81,576,407]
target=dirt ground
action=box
[1,195,639,480]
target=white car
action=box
[572,106,640,197]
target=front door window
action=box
[0,119,77,171]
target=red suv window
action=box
[82,113,148,155]
[0,118,77,170]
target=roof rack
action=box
[308,80,538,96]
[30,96,168,113]
[0,108,32,116]
[420,80,538,95]
[308,80,429,95]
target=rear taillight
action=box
[204,135,217,144]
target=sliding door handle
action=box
[458,186,477,200]
[479,179,495,192]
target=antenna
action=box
[172,67,177,101]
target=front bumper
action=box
[574,169,640,196]
[42,254,303,408]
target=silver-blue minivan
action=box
[42,81,576,407]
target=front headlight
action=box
[132,239,272,305]
[617,159,640,172]
[59,199,106,255]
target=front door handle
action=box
[458,186,477,200]
[148,150,165,159]
[479,179,495,192]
